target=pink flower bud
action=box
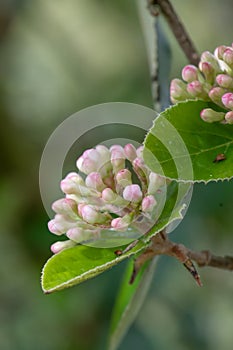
[101,188,116,202]
[83,148,100,162]
[148,173,166,195]
[200,51,221,72]
[216,74,233,89]
[79,204,109,224]
[187,81,208,99]
[76,157,98,174]
[182,65,198,82]
[51,198,78,217]
[222,92,233,110]
[170,79,189,102]
[124,144,137,161]
[223,48,233,68]
[208,87,226,107]
[66,227,85,242]
[123,184,142,203]
[142,195,157,212]
[110,148,125,173]
[225,111,233,124]
[50,240,75,254]
[85,172,106,191]
[199,62,215,83]
[214,45,227,59]
[48,214,77,235]
[111,216,131,231]
[67,227,100,243]
[116,169,132,187]
[200,109,225,123]
[95,145,110,161]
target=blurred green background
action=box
[0,1,233,349]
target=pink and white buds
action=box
[222,48,233,69]
[148,173,166,195]
[66,227,100,243]
[200,109,225,123]
[51,240,76,254]
[225,111,233,124]
[60,172,84,194]
[142,195,157,212]
[111,215,131,231]
[85,172,106,191]
[199,62,215,84]
[216,74,233,89]
[123,184,142,203]
[48,214,77,235]
[116,169,132,187]
[51,198,78,217]
[182,65,199,83]
[208,87,226,107]
[187,81,208,99]
[170,43,233,123]
[78,204,109,225]
[124,143,137,161]
[49,144,169,253]
[170,79,189,102]
[222,92,233,110]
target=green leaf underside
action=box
[144,100,233,182]
[41,242,145,293]
[109,258,157,350]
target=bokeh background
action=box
[0,1,233,349]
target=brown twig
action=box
[148,0,200,65]
[129,231,233,285]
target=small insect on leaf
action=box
[213,153,226,163]
[114,249,123,256]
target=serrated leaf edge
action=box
[143,100,233,184]
[41,246,145,294]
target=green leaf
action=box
[109,258,157,350]
[41,242,146,294]
[143,100,233,183]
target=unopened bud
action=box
[124,143,137,161]
[66,227,100,243]
[216,74,233,89]
[208,87,226,107]
[222,92,233,110]
[214,45,227,59]
[200,108,225,123]
[123,184,142,203]
[200,51,221,73]
[78,204,109,224]
[170,79,189,102]
[111,215,131,231]
[51,240,76,254]
[148,173,166,195]
[142,195,157,212]
[110,148,125,173]
[52,198,78,218]
[225,111,233,124]
[223,48,233,69]
[199,62,215,84]
[182,65,199,82]
[48,214,77,235]
[116,169,132,187]
[85,172,106,191]
[187,81,208,99]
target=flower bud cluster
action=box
[170,44,233,124]
[48,144,166,253]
